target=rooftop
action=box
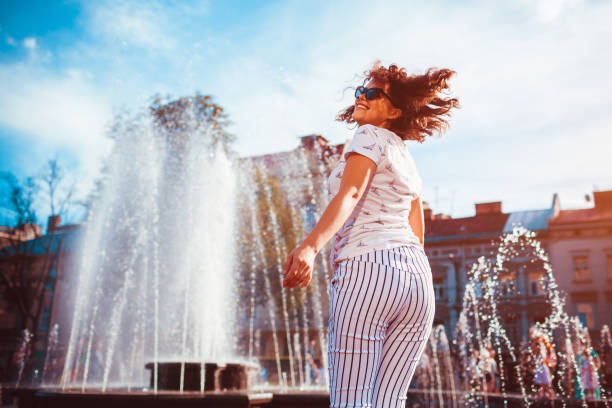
[548,190,612,226]
[425,194,560,242]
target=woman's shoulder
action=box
[354,124,381,139]
[354,125,403,148]
[355,124,397,137]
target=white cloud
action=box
[0,60,112,188]
[3,0,610,219]
[6,36,16,46]
[519,0,585,23]
[79,0,209,50]
[209,0,612,216]
[23,37,37,49]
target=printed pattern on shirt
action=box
[327,124,424,263]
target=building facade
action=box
[423,196,560,342]
[1,133,609,385]
[0,217,80,382]
[547,190,612,339]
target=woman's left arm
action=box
[282,153,376,289]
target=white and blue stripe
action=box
[327,245,435,408]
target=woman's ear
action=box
[389,106,402,120]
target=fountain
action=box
[1,97,338,407]
[385,227,612,408]
[452,227,610,408]
[2,98,611,408]
[57,98,242,393]
[14,329,33,388]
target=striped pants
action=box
[327,245,435,408]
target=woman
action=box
[578,345,601,400]
[483,342,499,393]
[283,61,459,408]
[530,328,556,399]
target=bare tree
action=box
[0,173,38,226]
[0,159,79,383]
[38,159,78,225]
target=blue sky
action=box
[1,0,611,222]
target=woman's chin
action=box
[352,112,366,124]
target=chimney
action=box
[475,201,502,216]
[593,190,612,209]
[551,193,561,217]
[47,215,61,233]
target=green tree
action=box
[150,93,235,155]
[235,163,305,314]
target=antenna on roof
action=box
[435,186,439,211]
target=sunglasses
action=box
[354,86,393,102]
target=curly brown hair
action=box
[336,61,460,142]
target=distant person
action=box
[530,329,556,399]
[600,340,612,391]
[282,61,459,407]
[468,348,483,390]
[483,342,498,393]
[305,339,321,385]
[91,341,105,382]
[578,348,601,400]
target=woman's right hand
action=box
[282,243,317,289]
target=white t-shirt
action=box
[327,124,423,263]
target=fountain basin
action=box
[144,361,260,391]
[5,386,611,408]
[8,388,332,408]
[14,389,273,408]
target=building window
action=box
[607,254,612,280]
[432,250,439,256]
[474,247,481,254]
[501,281,516,297]
[577,303,595,329]
[572,255,590,282]
[474,282,483,298]
[528,272,545,296]
[530,281,539,296]
[500,272,517,297]
[434,282,445,300]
